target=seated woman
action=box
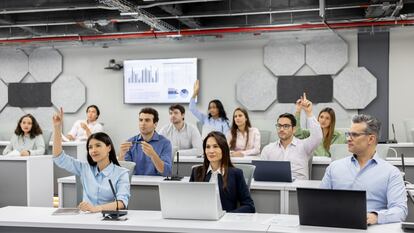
[190,131,255,213]
[2,114,45,156]
[294,103,346,157]
[66,105,103,141]
[226,108,261,157]
[53,108,130,212]
[189,80,230,136]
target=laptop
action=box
[297,188,367,230]
[252,160,293,182]
[158,182,225,220]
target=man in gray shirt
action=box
[159,104,203,157]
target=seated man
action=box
[261,95,322,180]
[118,107,172,176]
[320,114,407,225]
[66,105,103,141]
[159,104,203,156]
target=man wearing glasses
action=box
[320,114,407,225]
[261,94,323,180]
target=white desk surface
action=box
[177,155,261,163]
[0,141,86,147]
[0,155,53,161]
[0,206,402,233]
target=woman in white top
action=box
[2,114,45,156]
[226,108,260,157]
[67,105,103,141]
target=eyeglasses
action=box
[276,124,292,130]
[345,132,370,139]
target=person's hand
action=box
[230,151,244,157]
[20,150,30,156]
[192,80,200,98]
[300,92,313,116]
[80,122,89,131]
[78,201,102,213]
[53,107,64,128]
[141,141,157,158]
[119,142,132,160]
[367,213,378,225]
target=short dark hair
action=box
[169,104,185,114]
[86,105,100,119]
[352,114,381,142]
[139,107,159,123]
[278,113,297,127]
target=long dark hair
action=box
[195,131,234,190]
[208,99,229,121]
[319,107,336,152]
[86,132,120,167]
[229,108,252,150]
[14,114,42,139]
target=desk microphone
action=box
[164,151,183,181]
[102,179,128,220]
[386,123,398,144]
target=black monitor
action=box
[252,160,293,182]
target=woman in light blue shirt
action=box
[190,80,230,135]
[52,108,130,213]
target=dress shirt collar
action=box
[172,122,187,132]
[136,131,160,142]
[206,165,225,175]
[350,152,380,165]
[276,137,298,148]
[93,162,115,177]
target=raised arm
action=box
[189,80,207,122]
[300,94,323,155]
[53,107,64,156]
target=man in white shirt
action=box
[159,104,203,157]
[67,105,104,141]
[261,95,322,179]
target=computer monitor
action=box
[252,160,293,182]
[158,182,225,220]
[297,188,367,230]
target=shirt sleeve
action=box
[189,97,207,123]
[29,135,45,155]
[294,114,311,139]
[53,151,84,176]
[241,128,261,156]
[178,125,203,157]
[377,168,408,224]
[92,123,104,134]
[303,116,323,156]
[159,139,172,176]
[320,164,333,189]
[260,145,270,160]
[115,169,131,208]
[232,169,255,213]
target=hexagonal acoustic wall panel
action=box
[236,70,277,111]
[29,48,63,82]
[51,74,86,113]
[334,67,377,109]
[0,49,28,83]
[264,40,305,76]
[306,35,348,75]
[30,107,56,132]
[0,81,7,112]
[0,107,26,140]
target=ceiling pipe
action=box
[0,5,117,14]
[136,0,223,9]
[0,19,413,44]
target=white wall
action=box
[53,30,359,149]
[389,27,414,142]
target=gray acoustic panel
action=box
[0,49,28,83]
[264,103,296,119]
[277,75,333,103]
[334,67,377,109]
[0,81,7,112]
[51,75,86,113]
[0,107,26,134]
[29,48,63,82]
[264,40,305,76]
[30,107,56,132]
[236,70,277,111]
[306,35,348,75]
[8,83,52,107]
[21,74,36,83]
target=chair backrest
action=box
[41,129,52,154]
[403,119,414,142]
[118,161,136,181]
[234,164,255,189]
[308,154,314,179]
[259,130,271,152]
[196,121,203,134]
[330,144,351,161]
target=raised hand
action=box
[52,107,64,128]
[192,80,200,98]
[300,92,313,116]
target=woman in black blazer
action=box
[190,131,255,213]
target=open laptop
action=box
[297,188,367,230]
[158,182,225,220]
[252,160,293,182]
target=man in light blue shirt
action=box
[118,107,172,176]
[321,114,407,225]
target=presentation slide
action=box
[123,58,197,104]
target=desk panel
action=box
[0,161,27,207]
